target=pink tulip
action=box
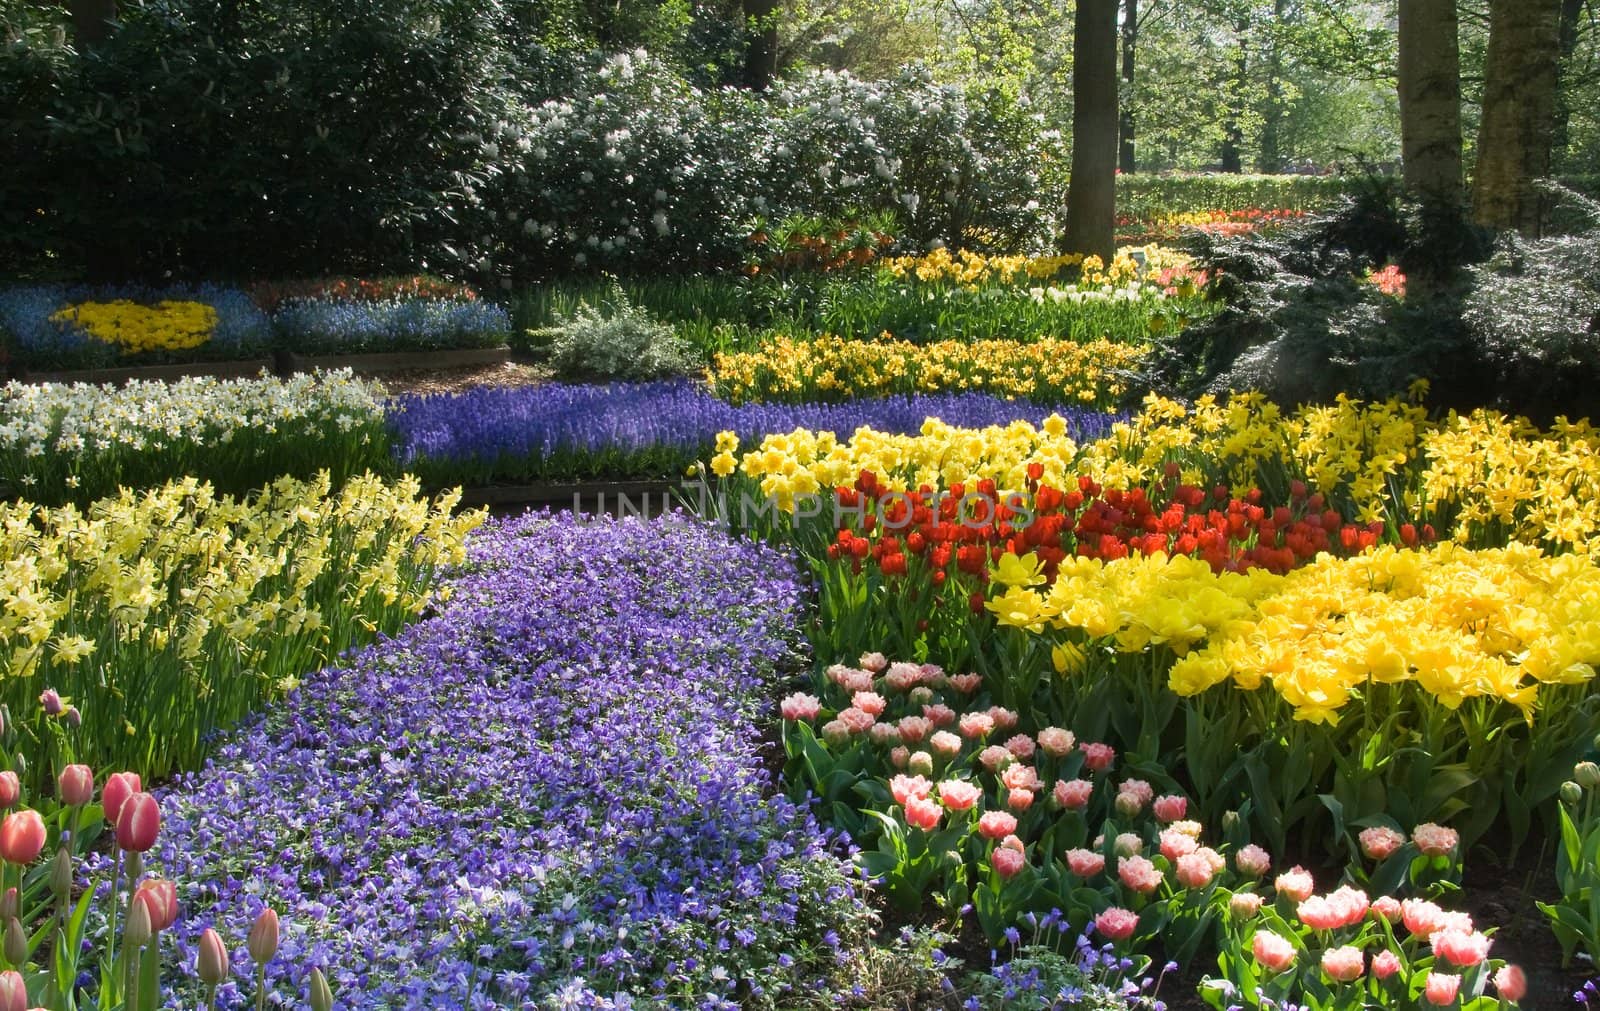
[1117,855,1163,894]
[102,772,142,824]
[0,812,45,866]
[1321,946,1364,983]
[1423,972,1461,1006]
[1006,788,1034,812]
[1036,727,1074,757]
[0,774,17,810]
[1000,764,1040,792]
[1094,907,1138,942]
[1160,828,1198,861]
[1053,779,1093,810]
[1152,794,1188,823]
[1371,895,1403,922]
[1065,849,1105,877]
[115,793,161,853]
[134,878,178,932]
[37,690,62,717]
[1230,892,1264,919]
[778,693,819,722]
[1412,823,1459,857]
[937,780,982,811]
[1494,964,1527,1003]
[1359,825,1407,861]
[1234,843,1270,878]
[1174,852,1215,889]
[1432,929,1491,967]
[1274,866,1315,903]
[57,765,94,807]
[1251,930,1297,973]
[977,811,1018,840]
[991,846,1026,879]
[0,970,24,1011]
[889,775,932,806]
[1371,950,1402,980]
[904,795,942,832]
[1080,742,1116,773]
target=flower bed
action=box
[270,297,511,355]
[0,286,272,371]
[390,380,1121,487]
[149,513,876,1008]
[0,370,390,504]
[709,336,1148,407]
[0,474,478,788]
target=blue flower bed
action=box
[273,297,512,354]
[390,380,1121,485]
[148,512,872,1009]
[0,284,272,370]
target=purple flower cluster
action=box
[147,512,869,1009]
[390,380,1120,485]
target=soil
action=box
[371,360,549,396]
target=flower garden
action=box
[0,223,1595,1006]
[3,3,1600,1004]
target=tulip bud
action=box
[0,775,17,811]
[2,919,23,967]
[133,879,177,933]
[49,849,72,902]
[57,765,93,807]
[63,706,81,728]
[247,908,279,964]
[0,890,15,922]
[197,928,229,985]
[309,967,333,1011]
[37,690,62,717]
[102,772,141,824]
[123,895,152,949]
[0,970,23,1011]
[1221,810,1240,833]
[907,751,934,776]
[115,793,160,853]
[0,811,45,866]
[1577,762,1600,789]
[1563,781,1584,806]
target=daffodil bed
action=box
[0,473,478,789]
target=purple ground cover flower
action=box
[390,380,1121,485]
[145,512,871,1009]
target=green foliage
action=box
[1138,179,1600,422]
[538,283,696,380]
[1116,174,1360,220]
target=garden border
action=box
[457,479,681,513]
[8,347,515,385]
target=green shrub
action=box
[539,284,694,380]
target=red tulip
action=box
[0,811,45,866]
[0,773,18,810]
[133,878,177,932]
[114,793,160,853]
[102,772,141,824]
[247,908,279,963]
[197,927,229,985]
[57,765,93,807]
[0,970,23,1011]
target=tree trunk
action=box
[1397,0,1464,207]
[1066,0,1119,261]
[742,0,779,91]
[1118,0,1137,175]
[1218,15,1249,173]
[1473,0,1562,235]
[70,0,117,48]
[1550,0,1586,171]
[1257,0,1287,173]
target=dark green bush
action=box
[1137,179,1600,422]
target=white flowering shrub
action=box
[474,50,766,278]
[764,66,1066,252]
[470,59,1063,279]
